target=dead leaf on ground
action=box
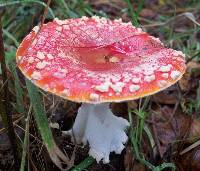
[127,100,138,110]
[140,9,156,19]
[152,85,179,105]
[88,0,126,19]
[175,146,200,171]
[148,105,200,171]
[150,106,200,157]
[179,61,200,91]
[111,102,128,118]
[124,146,148,171]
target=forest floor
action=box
[0,0,200,171]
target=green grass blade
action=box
[25,79,54,149]
[153,163,176,171]
[0,0,55,18]
[124,0,139,26]
[128,107,176,171]
[128,108,154,170]
[135,0,144,17]
[59,0,79,18]
[196,80,200,110]
[71,156,95,171]
[6,52,25,113]
[144,125,155,150]
[3,29,19,47]
[25,79,70,170]
[20,105,32,171]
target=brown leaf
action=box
[189,119,200,142]
[88,0,126,19]
[128,100,138,110]
[111,102,128,118]
[175,146,200,171]
[179,61,200,91]
[140,9,156,18]
[124,146,148,171]
[152,85,179,105]
[150,106,200,158]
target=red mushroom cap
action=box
[16,16,186,103]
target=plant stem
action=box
[0,16,20,171]
[20,105,32,171]
[128,107,176,171]
[124,0,140,26]
[186,50,200,63]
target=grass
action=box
[128,97,176,171]
[20,104,31,171]
[71,156,95,171]
[125,0,144,26]
[128,104,176,171]
[0,0,200,171]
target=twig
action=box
[143,12,200,28]
[0,16,20,171]
[165,83,182,126]
[0,115,24,134]
[20,105,31,171]
[14,124,43,144]
[180,139,200,155]
[39,0,52,29]
[151,114,163,158]
[186,51,200,63]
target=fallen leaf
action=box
[149,105,200,158]
[140,9,156,18]
[179,61,200,91]
[111,102,128,118]
[128,100,138,110]
[124,145,148,171]
[175,146,200,171]
[152,85,179,105]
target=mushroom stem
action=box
[64,103,130,163]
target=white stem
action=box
[63,103,130,163]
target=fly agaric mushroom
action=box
[16,16,186,163]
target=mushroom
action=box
[16,16,186,163]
